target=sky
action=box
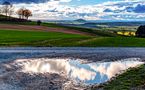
[0,0,145,20]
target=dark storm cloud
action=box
[0,0,50,4]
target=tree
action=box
[7,6,14,18]
[23,9,32,20]
[17,8,32,20]
[17,8,25,19]
[2,1,13,17]
[136,25,145,37]
[0,7,2,14]
[0,7,2,19]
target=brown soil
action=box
[0,24,94,36]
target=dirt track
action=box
[0,24,93,36]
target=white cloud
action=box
[10,0,145,20]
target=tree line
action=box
[0,1,32,20]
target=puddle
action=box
[0,48,145,90]
[2,58,143,86]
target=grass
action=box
[76,37,145,47]
[0,29,145,47]
[0,16,145,47]
[0,29,91,46]
[100,64,145,90]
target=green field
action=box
[0,29,145,47]
[0,30,91,46]
[98,64,145,90]
[77,37,145,47]
[0,16,145,47]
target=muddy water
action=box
[1,47,145,62]
[13,58,144,84]
[0,47,145,90]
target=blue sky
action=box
[1,0,145,20]
[68,0,122,5]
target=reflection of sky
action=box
[69,59,144,84]
[13,58,144,85]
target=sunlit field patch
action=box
[117,31,135,36]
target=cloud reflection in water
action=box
[13,58,144,85]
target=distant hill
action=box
[74,19,87,23]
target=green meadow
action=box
[0,29,145,47]
[0,29,90,46]
[103,64,145,90]
[0,15,145,47]
[91,64,145,90]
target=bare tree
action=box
[2,1,13,17]
[8,6,14,18]
[0,6,2,19]
[0,6,2,18]
[0,6,2,14]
